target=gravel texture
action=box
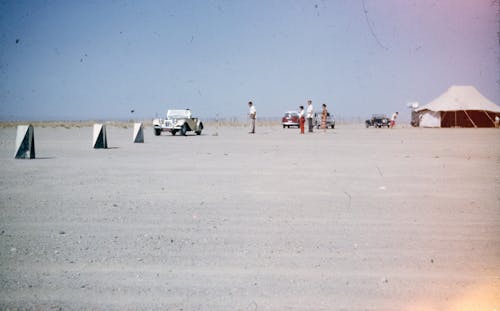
[0,124,499,310]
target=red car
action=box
[282,111,300,128]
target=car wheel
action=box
[195,122,203,135]
[331,124,335,129]
[171,130,177,136]
[154,128,161,136]
[180,124,188,136]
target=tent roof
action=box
[416,85,500,113]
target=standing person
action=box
[248,101,256,134]
[321,104,328,132]
[390,111,398,128]
[298,105,305,134]
[306,100,314,132]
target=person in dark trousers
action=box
[306,100,314,132]
[248,101,256,134]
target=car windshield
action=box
[284,112,299,117]
[167,110,190,118]
[169,114,185,119]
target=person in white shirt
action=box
[306,100,314,132]
[390,111,398,128]
[248,101,256,134]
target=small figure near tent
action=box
[390,112,398,128]
[495,115,500,128]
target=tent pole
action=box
[464,110,477,128]
[454,111,457,127]
[442,111,447,127]
[483,111,495,126]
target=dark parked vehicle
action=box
[282,111,300,128]
[365,114,390,128]
[314,112,335,129]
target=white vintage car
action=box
[153,109,204,136]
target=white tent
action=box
[416,86,500,128]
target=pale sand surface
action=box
[0,124,499,310]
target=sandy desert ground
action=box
[0,123,499,310]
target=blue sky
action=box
[0,0,498,121]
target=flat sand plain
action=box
[0,124,499,310]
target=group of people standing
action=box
[248,101,402,133]
[248,100,330,134]
[298,100,329,134]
